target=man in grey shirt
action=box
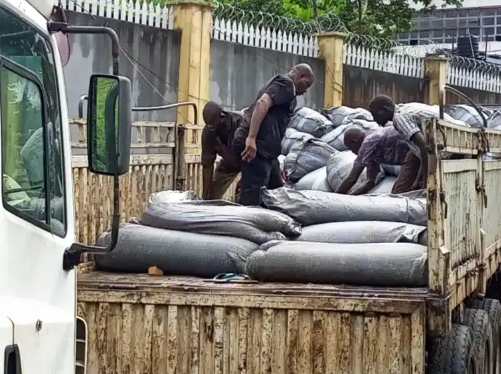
[369,95,431,193]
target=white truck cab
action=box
[0,0,132,372]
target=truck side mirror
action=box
[86,74,132,176]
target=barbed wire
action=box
[66,0,501,83]
[211,1,345,35]
[210,0,501,79]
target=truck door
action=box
[0,315,14,372]
[0,1,76,373]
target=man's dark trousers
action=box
[239,156,283,206]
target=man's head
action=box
[289,63,314,96]
[343,127,366,155]
[203,101,226,131]
[369,94,396,126]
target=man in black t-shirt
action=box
[233,64,315,206]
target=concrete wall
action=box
[210,40,325,111]
[64,11,181,124]
[343,66,430,108]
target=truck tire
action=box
[471,298,501,374]
[427,324,476,374]
[463,308,494,374]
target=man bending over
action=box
[368,94,431,192]
[201,101,245,200]
[336,126,410,195]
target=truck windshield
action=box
[0,5,67,237]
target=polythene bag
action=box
[284,138,337,183]
[281,128,314,156]
[295,220,427,245]
[140,197,302,245]
[320,124,351,151]
[245,240,428,287]
[288,107,334,138]
[381,164,401,176]
[96,223,259,277]
[294,166,332,192]
[321,106,373,128]
[367,177,396,194]
[261,187,427,227]
[325,151,384,193]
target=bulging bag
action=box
[245,240,428,287]
[326,151,384,193]
[368,177,396,194]
[288,107,334,138]
[284,138,337,183]
[321,106,373,127]
[320,124,350,151]
[294,166,332,192]
[381,164,401,176]
[261,187,427,227]
[295,221,427,245]
[96,224,259,277]
[281,128,314,156]
[343,118,379,130]
[140,197,302,244]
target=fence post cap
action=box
[169,0,213,10]
[315,31,348,40]
[425,55,449,62]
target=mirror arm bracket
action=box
[62,220,120,271]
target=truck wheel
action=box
[463,308,494,374]
[471,298,501,374]
[427,324,476,374]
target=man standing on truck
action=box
[233,63,315,206]
[369,94,431,192]
[336,126,411,194]
[201,101,245,200]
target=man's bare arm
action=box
[410,132,428,188]
[336,164,364,194]
[202,166,214,199]
[350,179,376,195]
[201,149,216,199]
[248,93,273,139]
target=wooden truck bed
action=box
[77,271,427,374]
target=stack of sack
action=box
[94,187,430,287]
[97,102,471,288]
[95,190,302,278]
[280,103,479,194]
[281,106,395,194]
[243,187,429,287]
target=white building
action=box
[398,0,501,56]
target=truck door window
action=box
[0,6,67,237]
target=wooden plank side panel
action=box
[441,159,479,272]
[72,157,174,245]
[77,302,425,374]
[483,161,501,259]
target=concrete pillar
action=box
[317,31,347,108]
[425,56,448,106]
[171,1,212,153]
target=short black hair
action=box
[369,94,394,112]
[203,101,223,121]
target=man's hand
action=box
[241,136,257,162]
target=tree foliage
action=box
[215,0,463,38]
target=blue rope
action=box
[213,273,251,281]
